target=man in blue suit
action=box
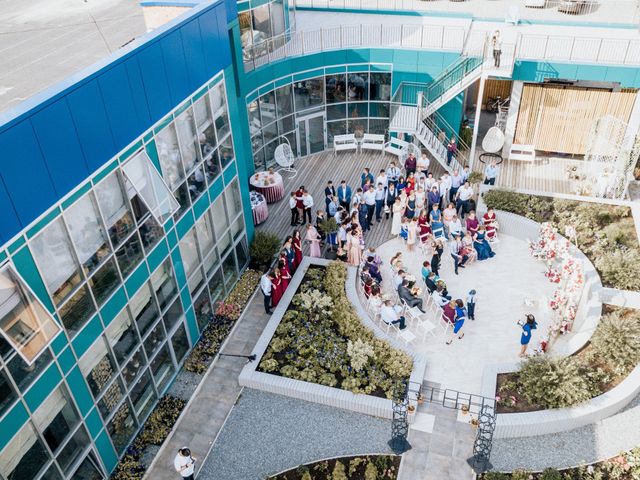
[337,179,352,210]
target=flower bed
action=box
[481,446,640,479]
[257,262,413,399]
[496,305,640,413]
[267,454,400,480]
[482,190,640,290]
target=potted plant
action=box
[318,217,338,255]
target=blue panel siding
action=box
[198,9,223,71]
[0,402,29,452]
[161,30,192,104]
[0,178,20,245]
[180,20,208,88]
[137,43,173,121]
[124,57,153,127]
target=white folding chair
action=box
[415,317,438,340]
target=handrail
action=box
[425,56,483,104]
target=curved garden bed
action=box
[267,454,401,480]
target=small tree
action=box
[590,310,640,375]
[249,231,281,271]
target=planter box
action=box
[239,257,427,419]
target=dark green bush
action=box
[249,231,281,271]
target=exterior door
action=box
[296,112,326,157]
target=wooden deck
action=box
[255,150,446,251]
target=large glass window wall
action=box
[239,1,287,67]
[249,69,392,170]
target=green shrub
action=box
[332,461,348,480]
[318,217,338,235]
[595,249,640,291]
[482,472,509,480]
[467,171,484,185]
[249,231,281,271]
[364,461,378,480]
[540,468,563,480]
[590,311,640,375]
[134,396,186,447]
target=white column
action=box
[502,80,524,158]
[468,76,486,169]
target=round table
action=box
[250,192,268,225]
[249,171,285,203]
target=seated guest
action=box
[442,299,456,324]
[465,210,479,237]
[380,300,407,329]
[435,279,450,299]
[366,247,383,267]
[368,285,384,312]
[361,265,374,285]
[431,285,450,307]
[425,271,438,294]
[366,256,383,283]
[390,252,404,271]
[363,277,373,298]
[421,261,431,283]
[449,214,463,238]
[336,246,348,262]
[393,269,406,290]
[398,279,425,312]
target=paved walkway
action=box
[144,292,271,480]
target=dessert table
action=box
[249,170,285,203]
[250,191,268,225]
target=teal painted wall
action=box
[513,61,640,88]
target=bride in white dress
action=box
[391,197,404,236]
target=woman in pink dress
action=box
[483,208,498,240]
[465,211,479,238]
[306,224,322,257]
[406,218,418,252]
[292,230,303,269]
[347,228,362,266]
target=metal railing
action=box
[243,23,467,71]
[425,56,483,104]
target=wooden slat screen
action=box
[514,84,637,155]
[481,79,513,109]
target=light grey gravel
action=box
[490,391,640,472]
[168,370,203,402]
[198,388,395,480]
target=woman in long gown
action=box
[406,218,418,251]
[483,208,498,241]
[306,224,322,258]
[418,211,432,243]
[283,237,295,273]
[292,230,303,269]
[405,193,416,219]
[391,197,404,236]
[474,225,496,260]
[271,268,283,307]
[465,211,479,238]
[278,258,291,290]
[348,229,362,266]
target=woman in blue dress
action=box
[405,193,416,219]
[473,225,495,260]
[446,299,466,344]
[519,314,537,357]
[429,203,444,239]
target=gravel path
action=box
[490,391,640,472]
[198,388,394,480]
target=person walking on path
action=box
[174,448,196,480]
[519,314,537,357]
[260,272,274,314]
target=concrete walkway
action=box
[144,291,271,480]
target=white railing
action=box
[518,34,640,66]
[244,24,467,71]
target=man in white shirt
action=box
[431,285,449,307]
[289,192,299,226]
[374,183,386,222]
[174,448,196,480]
[455,181,474,219]
[379,300,407,329]
[375,169,388,190]
[363,185,377,226]
[440,173,452,206]
[386,161,401,187]
[260,272,274,314]
[449,169,464,203]
[302,191,314,224]
[393,270,406,289]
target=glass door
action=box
[296,112,326,157]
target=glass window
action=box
[193,93,217,158]
[121,348,144,386]
[278,114,294,135]
[178,229,200,279]
[369,102,390,118]
[370,72,391,101]
[33,386,80,456]
[0,370,16,417]
[170,325,189,363]
[218,135,234,169]
[143,320,165,359]
[115,232,143,279]
[70,452,103,480]
[259,92,276,126]
[327,103,346,122]
[156,123,185,189]
[348,73,368,101]
[247,100,261,137]
[208,267,224,305]
[369,118,389,135]
[262,120,278,145]
[326,74,346,103]
[348,118,367,138]
[204,149,220,183]
[57,427,89,474]
[230,217,244,241]
[139,216,164,253]
[236,237,249,269]
[8,347,52,391]
[150,344,175,394]
[270,0,285,37]
[221,252,238,287]
[107,309,140,365]
[163,298,183,332]
[174,108,199,174]
[130,370,156,420]
[275,84,293,117]
[294,77,324,111]
[0,423,50,480]
[121,151,179,224]
[203,248,219,278]
[225,181,243,221]
[210,196,229,240]
[42,465,63,480]
[251,4,272,45]
[79,337,117,399]
[150,260,177,312]
[97,379,124,420]
[129,284,158,338]
[187,164,206,202]
[348,102,368,119]
[30,218,82,306]
[64,193,111,275]
[188,267,204,296]
[94,172,135,248]
[106,401,136,454]
[172,181,191,219]
[252,148,265,172]
[0,265,61,365]
[58,286,95,335]
[87,259,120,306]
[212,83,230,140]
[195,213,215,257]
[327,120,347,143]
[193,288,212,332]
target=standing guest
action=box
[292,230,303,269]
[283,236,295,273]
[484,161,499,185]
[450,169,464,203]
[278,258,291,290]
[337,221,348,249]
[446,299,467,344]
[406,218,418,252]
[374,183,386,222]
[461,165,471,183]
[391,197,404,236]
[353,187,364,206]
[406,172,416,194]
[467,289,477,321]
[324,181,336,216]
[174,448,197,480]
[427,185,441,211]
[385,183,398,219]
[465,210,480,238]
[474,225,496,260]
[425,172,436,191]
[289,192,299,226]
[431,239,443,276]
[418,210,432,243]
[361,167,374,187]
[448,234,468,275]
[519,314,537,357]
[328,195,339,218]
[396,175,407,192]
[483,207,499,241]
[295,186,305,223]
[430,203,445,239]
[358,199,370,232]
[456,181,474,219]
[306,223,322,258]
[347,228,362,266]
[440,173,452,208]
[260,272,274,314]
[271,267,283,307]
[415,187,426,213]
[380,300,407,330]
[363,185,377,226]
[446,136,457,166]
[405,192,416,219]
[315,210,327,242]
[492,30,502,68]
[302,190,314,224]
[404,152,417,176]
[417,153,430,177]
[376,169,389,190]
[386,161,401,188]
[337,180,352,209]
